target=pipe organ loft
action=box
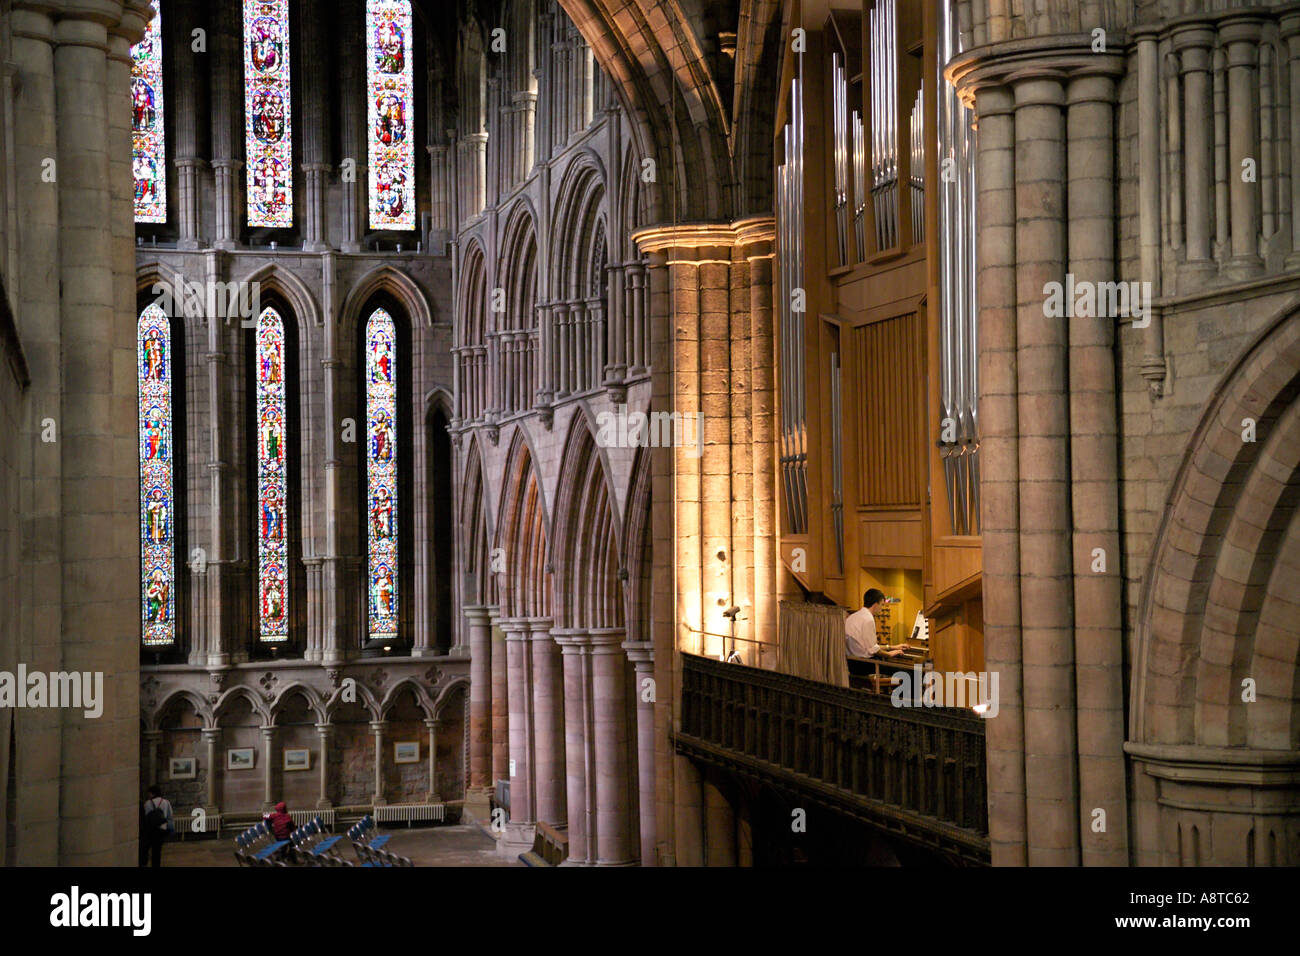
[0,0,1296,868]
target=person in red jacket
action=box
[264,801,295,841]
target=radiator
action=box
[290,809,335,828]
[373,804,445,826]
[173,812,221,836]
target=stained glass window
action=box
[139,304,175,646]
[244,0,292,227]
[366,0,414,230]
[255,307,290,642]
[366,308,399,641]
[131,7,166,223]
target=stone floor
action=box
[156,823,522,867]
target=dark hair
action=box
[863,589,885,608]
[146,785,161,799]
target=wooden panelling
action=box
[933,537,982,598]
[853,311,923,507]
[858,510,922,567]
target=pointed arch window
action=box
[244,0,293,227]
[366,0,415,229]
[138,304,175,646]
[365,307,399,641]
[255,306,290,642]
[131,7,166,223]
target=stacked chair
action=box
[288,816,346,865]
[233,821,292,867]
[347,814,412,867]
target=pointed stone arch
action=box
[459,433,497,608]
[551,151,608,300]
[380,678,436,720]
[458,238,490,422]
[150,689,214,731]
[553,411,623,629]
[323,680,382,722]
[269,682,326,726]
[494,429,553,618]
[235,262,323,332]
[341,263,436,336]
[212,685,271,727]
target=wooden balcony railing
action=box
[675,653,989,863]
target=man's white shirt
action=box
[845,606,879,658]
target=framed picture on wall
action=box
[393,741,419,764]
[169,757,197,780]
[283,748,311,772]
[226,748,255,771]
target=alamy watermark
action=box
[150,277,262,326]
[1042,274,1151,328]
[594,404,704,459]
[890,665,999,718]
[0,665,103,719]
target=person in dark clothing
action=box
[139,785,173,867]
[264,801,296,841]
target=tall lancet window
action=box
[138,304,175,646]
[244,0,293,227]
[366,0,414,229]
[131,7,166,223]
[255,307,290,642]
[365,308,399,641]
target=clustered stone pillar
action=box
[589,628,631,865]
[171,0,204,250]
[1173,23,1215,277]
[202,728,221,812]
[623,640,656,864]
[489,608,509,790]
[370,720,387,806]
[529,617,565,825]
[502,618,534,851]
[970,81,1025,866]
[465,605,493,799]
[554,630,590,862]
[1013,75,1078,866]
[1222,14,1265,278]
[1065,74,1130,867]
[261,726,275,810]
[953,43,1131,866]
[316,723,333,809]
[210,0,241,250]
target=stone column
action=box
[1282,12,1300,267]
[529,617,565,825]
[465,605,493,794]
[370,720,387,806]
[205,250,237,665]
[552,302,569,396]
[51,2,141,863]
[970,79,1026,866]
[502,619,535,852]
[623,640,656,864]
[1221,15,1265,278]
[1173,24,1216,276]
[489,607,510,787]
[301,8,329,251]
[554,630,590,864]
[424,719,441,802]
[171,0,204,249]
[1065,74,1130,866]
[1013,75,1078,867]
[202,728,221,812]
[261,726,275,810]
[339,0,365,251]
[210,0,241,249]
[316,723,333,809]
[590,628,631,865]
